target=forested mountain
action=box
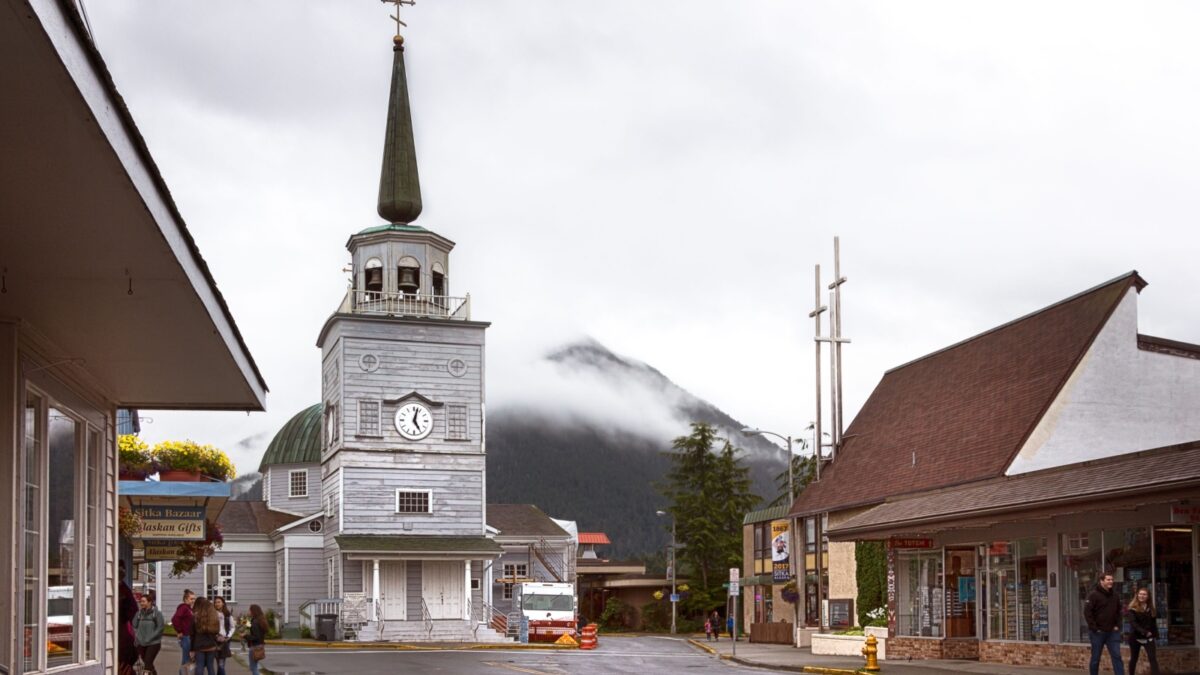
[486,339,785,559]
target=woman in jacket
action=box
[212,597,234,675]
[1127,587,1160,675]
[133,594,164,675]
[170,590,196,667]
[189,598,221,675]
[245,604,268,675]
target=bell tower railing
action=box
[339,289,471,321]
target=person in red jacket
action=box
[170,590,196,667]
[1084,573,1125,675]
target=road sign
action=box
[670,593,680,603]
[729,581,740,596]
[730,567,739,583]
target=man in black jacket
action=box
[1084,573,1125,675]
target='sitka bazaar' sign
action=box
[132,505,206,541]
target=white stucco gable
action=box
[1008,287,1200,474]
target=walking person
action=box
[710,610,721,641]
[133,594,164,675]
[1127,587,1161,675]
[704,617,713,642]
[117,561,139,675]
[1085,572,1125,675]
[212,597,234,675]
[170,590,196,667]
[189,598,221,675]
[726,614,736,641]
[244,604,269,675]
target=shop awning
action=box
[336,534,503,558]
[829,441,1200,540]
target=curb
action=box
[265,639,576,651]
[686,638,718,656]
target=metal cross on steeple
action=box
[382,0,416,38]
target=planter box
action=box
[811,632,887,661]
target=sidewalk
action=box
[691,638,1084,675]
[157,638,253,675]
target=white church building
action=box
[158,28,574,642]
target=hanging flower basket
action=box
[170,521,224,577]
[118,507,144,540]
[781,580,800,605]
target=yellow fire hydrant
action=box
[861,634,881,672]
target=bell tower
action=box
[314,12,499,628]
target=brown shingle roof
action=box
[486,504,569,538]
[829,440,1200,538]
[217,501,303,534]
[790,272,1144,518]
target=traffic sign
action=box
[670,593,680,603]
[730,567,740,582]
[729,581,740,596]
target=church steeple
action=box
[377,34,423,224]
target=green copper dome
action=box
[258,404,321,471]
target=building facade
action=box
[1,2,267,673]
[791,272,1200,671]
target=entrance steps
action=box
[355,620,513,643]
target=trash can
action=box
[316,614,338,642]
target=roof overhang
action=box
[335,534,503,559]
[0,0,266,410]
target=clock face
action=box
[394,402,433,440]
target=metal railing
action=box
[340,289,471,321]
[419,597,434,640]
[297,598,343,633]
[530,539,570,583]
[468,599,512,640]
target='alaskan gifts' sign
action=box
[143,541,185,562]
[132,505,206,540]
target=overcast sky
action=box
[85,1,1200,473]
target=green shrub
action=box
[599,597,632,631]
[639,600,670,632]
[299,625,313,639]
[855,540,886,627]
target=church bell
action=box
[398,266,420,294]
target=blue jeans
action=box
[178,636,191,664]
[248,648,261,675]
[193,651,218,675]
[1090,629,1125,675]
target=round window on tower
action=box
[309,520,323,533]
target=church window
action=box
[432,270,445,297]
[205,562,235,602]
[325,404,339,448]
[501,563,528,599]
[358,399,382,437]
[446,404,468,439]
[308,519,323,533]
[289,469,308,498]
[325,494,336,519]
[395,489,431,514]
[364,258,384,295]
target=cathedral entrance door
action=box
[380,561,407,621]
[422,561,465,619]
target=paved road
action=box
[249,636,771,674]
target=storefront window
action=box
[986,538,1048,641]
[1105,527,1152,606]
[1060,529,1102,643]
[897,550,943,637]
[1154,526,1195,646]
[23,392,43,674]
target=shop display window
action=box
[945,548,977,638]
[1154,526,1195,646]
[896,550,943,637]
[984,538,1048,641]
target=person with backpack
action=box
[170,590,196,667]
[189,598,221,675]
[133,594,164,675]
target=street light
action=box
[741,428,805,638]
[655,509,677,634]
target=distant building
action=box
[741,505,795,643]
[790,272,1200,671]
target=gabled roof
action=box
[790,272,1144,518]
[259,404,321,470]
[487,504,569,539]
[217,501,303,534]
[743,505,790,526]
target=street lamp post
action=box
[742,428,803,636]
[655,510,677,634]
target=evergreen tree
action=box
[768,440,816,507]
[659,422,760,610]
